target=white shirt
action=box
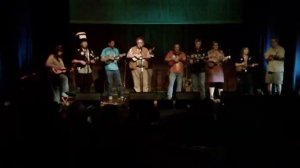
[264,46,285,72]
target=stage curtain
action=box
[17,16,33,76]
[293,32,300,91]
[70,0,242,24]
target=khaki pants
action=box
[131,68,149,92]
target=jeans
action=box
[59,74,69,94]
[106,70,124,97]
[50,73,69,103]
[191,72,206,99]
[167,72,183,99]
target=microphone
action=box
[138,47,142,59]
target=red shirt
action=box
[165,51,186,73]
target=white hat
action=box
[75,32,87,42]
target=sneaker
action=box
[118,96,125,101]
[87,116,92,123]
[61,92,69,98]
[213,98,221,103]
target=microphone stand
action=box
[138,48,144,93]
[123,58,127,89]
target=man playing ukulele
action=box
[101,39,125,101]
[127,37,153,92]
[264,37,285,95]
[165,43,187,99]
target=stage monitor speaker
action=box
[220,91,239,99]
[174,92,200,109]
[129,92,157,100]
[175,92,200,100]
[157,100,174,109]
[156,91,167,100]
[75,93,101,101]
[128,92,159,123]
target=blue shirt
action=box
[101,47,119,71]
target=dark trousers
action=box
[76,73,93,93]
[237,72,254,95]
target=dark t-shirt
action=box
[235,55,256,73]
[74,48,95,74]
[188,48,206,73]
[74,48,95,61]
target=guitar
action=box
[129,47,155,69]
[235,63,259,72]
[105,53,126,65]
[207,55,231,68]
[183,63,192,92]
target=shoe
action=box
[65,92,75,97]
[118,96,126,102]
[213,98,221,103]
[87,116,92,123]
[61,92,69,98]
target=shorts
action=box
[265,71,283,84]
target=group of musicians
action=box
[45,32,285,104]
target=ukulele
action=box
[187,53,208,63]
[168,51,185,67]
[128,47,154,69]
[52,67,73,74]
[105,53,126,65]
[76,56,100,68]
[207,55,231,68]
[235,63,259,72]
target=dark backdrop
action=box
[70,24,266,91]
[0,0,299,94]
[0,0,70,93]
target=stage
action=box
[1,0,300,167]
[2,84,300,167]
